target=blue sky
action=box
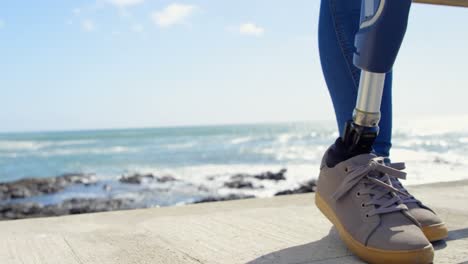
[0,1,467,132]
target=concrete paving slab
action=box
[0,180,467,264]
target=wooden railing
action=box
[413,0,468,7]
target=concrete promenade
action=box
[0,180,467,264]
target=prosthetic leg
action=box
[329,0,412,165]
[317,3,445,261]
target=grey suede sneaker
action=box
[316,149,434,264]
[384,159,449,242]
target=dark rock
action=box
[10,187,32,199]
[0,185,8,194]
[61,198,133,215]
[119,173,177,184]
[0,198,134,221]
[224,169,288,189]
[156,175,177,183]
[119,173,155,184]
[61,173,96,185]
[103,184,112,192]
[230,173,249,181]
[275,180,317,196]
[0,202,45,220]
[0,173,97,201]
[197,185,210,192]
[434,157,450,164]
[230,169,287,182]
[224,180,255,189]
[253,169,287,181]
[194,194,255,204]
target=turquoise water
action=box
[0,122,334,182]
[1,119,468,205]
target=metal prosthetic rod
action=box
[340,0,412,159]
[342,71,385,156]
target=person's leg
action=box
[318,0,392,157]
[315,5,436,262]
[316,0,447,249]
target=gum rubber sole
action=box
[315,193,434,264]
[422,223,449,242]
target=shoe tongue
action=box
[343,153,378,167]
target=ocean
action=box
[1,117,468,207]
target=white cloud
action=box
[151,4,196,28]
[81,19,95,32]
[239,23,264,36]
[73,8,81,16]
[107,0,144,8]
[132,23,144,33]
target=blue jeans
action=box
[318,0,393,157]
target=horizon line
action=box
[0,119,336,135]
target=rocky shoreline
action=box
[0,198,134,221]
[0,173,97,200]
[0,169,316,221]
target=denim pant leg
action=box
[318,0,393,157]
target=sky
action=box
[0,1,467,132]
